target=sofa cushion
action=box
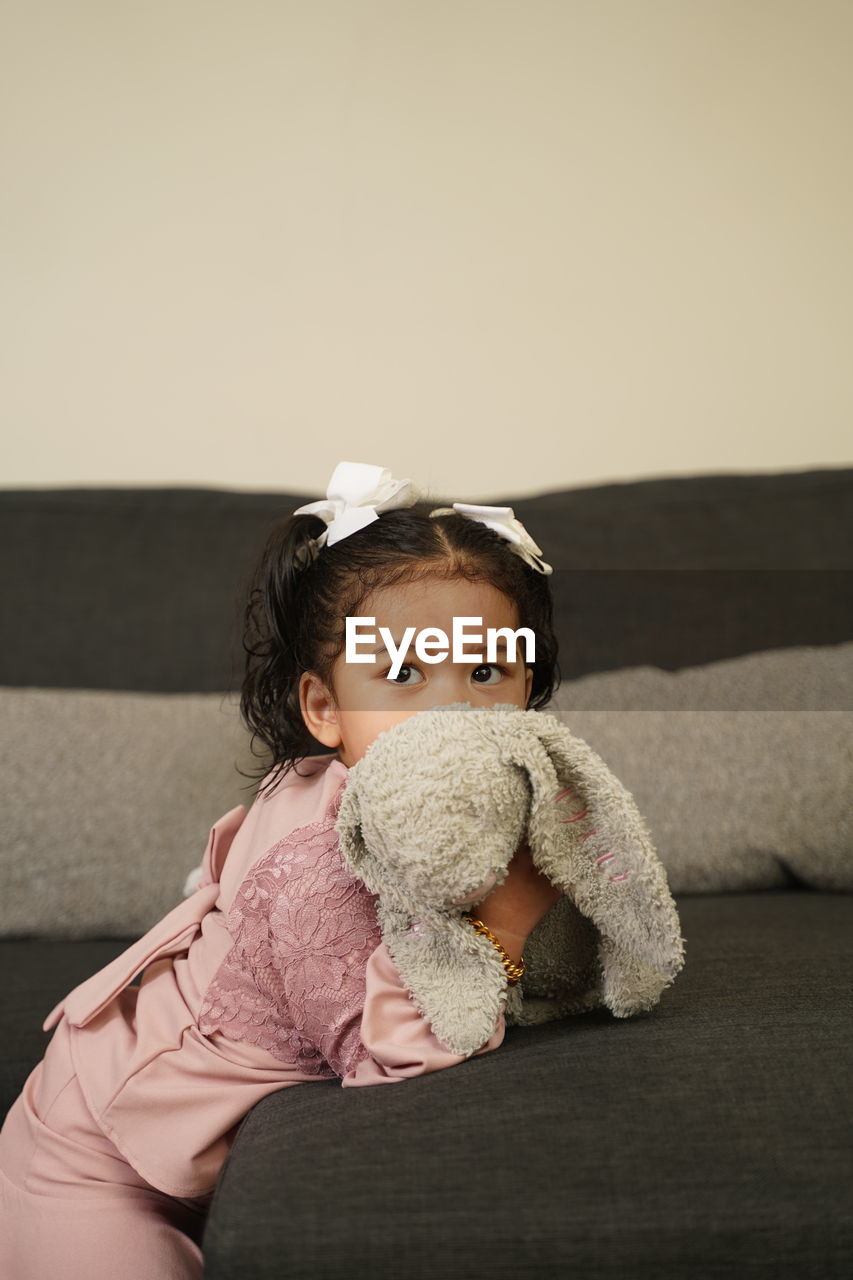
[2,642,851,939]
[551,641,853,893]
[0,688,257,938]
[1,471,851,693]
[202,891,853,1280]
[0,938,134,1117]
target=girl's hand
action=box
[472,840,562,966]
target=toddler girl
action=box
[0,460,563,1279]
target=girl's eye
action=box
[389,664,425,685]
[471,664,506,685]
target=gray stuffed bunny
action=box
[334,702,686,1059]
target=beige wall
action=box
[1,0,850,500]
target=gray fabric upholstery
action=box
[554,638,853,710]
[0,688,256,937]
[203,892,853,1280]
[0,939,133,1115]
[1,470,851,694]
[552,641,853,893]
[3,644,850,939]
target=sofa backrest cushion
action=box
[2,641,850,938]
[551,640,852,895]
[1,469,851,692]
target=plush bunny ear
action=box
[337,781,419,913]
[334,778,368,878]
[335,735,509,1059]
[501,709,686,1021]
[374,902,510,1060]
[335,767,429,917]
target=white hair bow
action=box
[291,461,421,565]
[436,502,553,575]
[290,461,552,576]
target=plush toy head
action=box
[335,702,686,1058]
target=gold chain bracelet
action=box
[462,912,525,986]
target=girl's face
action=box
[299,575,534,768]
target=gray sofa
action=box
[1,468,851,1278]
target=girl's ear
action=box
[299,670,341,751]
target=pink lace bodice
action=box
[197,813,383,1078]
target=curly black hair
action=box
[237,500,561,799]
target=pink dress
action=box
[0,753,506,1280]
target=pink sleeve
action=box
[339,940,506,1087]
[199,814,506,1084]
